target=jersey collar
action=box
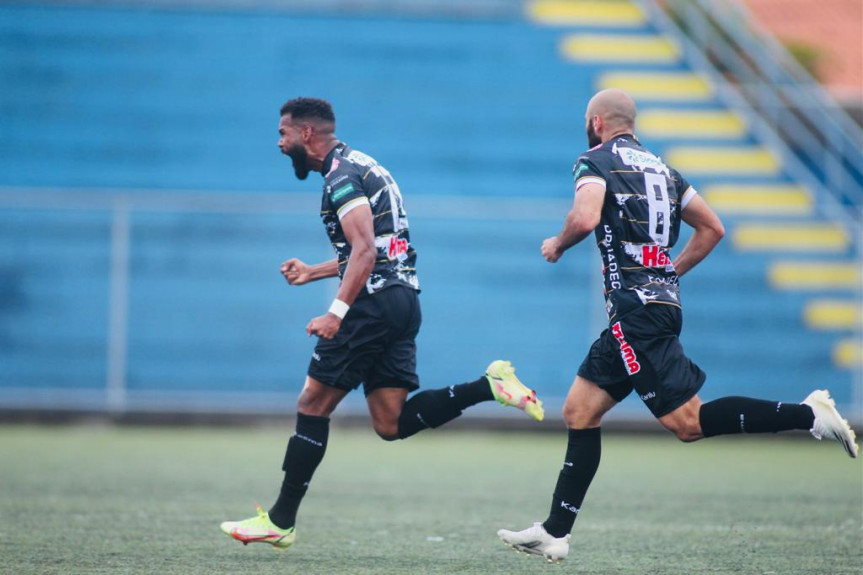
[321,142,346,176]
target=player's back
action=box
[574,135,697,321]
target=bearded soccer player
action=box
[497,89,858,563]
[220,97,544,550]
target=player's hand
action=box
[307,313,342,340]
[281,258,312,285]
[541,236,564,263]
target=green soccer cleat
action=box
[486,360,545,422]
[220,505,296,549]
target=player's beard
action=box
[586,121,601,148]
[286,144,311,180]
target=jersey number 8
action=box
[644,172,671,247]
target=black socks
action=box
[699,397,814,437]
[396,377,494,439]
[268,413,330,529]
[542,427,601,538]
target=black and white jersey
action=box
[319,142,419,296]
[574,134,697,322]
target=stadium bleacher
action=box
[0,0,859,418]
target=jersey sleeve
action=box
[573,156,606,192]
[326,165,369,220]
[673,169,698,211]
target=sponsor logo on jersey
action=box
[387,236,409,260]
[611,321,641,375]
[613,143,670,176]
[329,174,349,187]
[602,225,622,289]
[647,274,679,286]
[642,245,672,268]
[623,243,674,270]
[331,183,355,202]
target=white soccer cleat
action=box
[802,389,858,458]
[497,522,570,563]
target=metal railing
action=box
[659,0,863,217]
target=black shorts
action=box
[307,285,421,396]
[577,304,705,418]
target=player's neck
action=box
[309,137,340,173]
[601,129,633,144]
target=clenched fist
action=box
[281,258,312,285]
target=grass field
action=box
[0,424,860,575]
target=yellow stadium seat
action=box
[702,185,812,215]
[598,72,713,101]
[637,109,746,139]
[804,300,863,330]
[733,223,849,252]
[561,34,679,63]
[666,146,780,175]
[833,338,862,369]
[527,0,645,26]
[769,261,862,290]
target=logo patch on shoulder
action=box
[573,162,588,179]
[331,183,355,201]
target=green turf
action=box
[0,424,860,574]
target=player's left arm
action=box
[542,182,605,263]
[673,192,725,277]
[306,202,376,339]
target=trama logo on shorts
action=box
[611,321,641,375]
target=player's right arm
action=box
[542,182,605,263]
[280,258,339,286]
[673,193,725,277]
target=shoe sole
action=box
[499,539,565,564]
[220,522,295,549]
[804,390,858,458]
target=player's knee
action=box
[672,428,701,442]
[372,420,400,441]
[665,419,703,442]
[562,401,602,429]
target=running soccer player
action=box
[220,97,544,550]
[497,89,858,563]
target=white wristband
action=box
[328,298,350,319]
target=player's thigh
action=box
[563,375,619,429]
[308,295,387,393]
[617,306,705,419]
[297,376,349,417]
[364,286,421,396]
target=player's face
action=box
[586,116,601,148]
[278,115,311,180]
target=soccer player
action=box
[220,97,544,550]
[497,89,859,563]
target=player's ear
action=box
[299,123,314,144]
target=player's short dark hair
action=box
[280,97,335,124]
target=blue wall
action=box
[0,3,856,416]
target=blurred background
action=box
[1,0,861,424]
